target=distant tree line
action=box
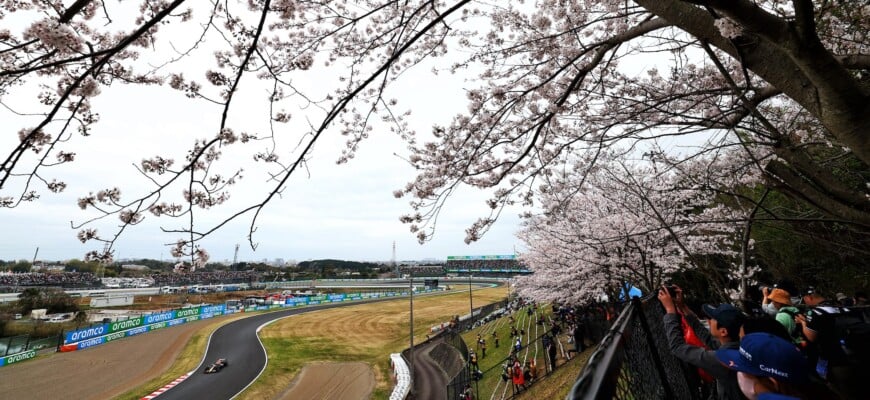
[0,258,400,280]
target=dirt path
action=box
[0,318,212,400]
[275,362,375,400]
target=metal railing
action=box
[567,296,701,400]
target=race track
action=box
[156,300,385,400]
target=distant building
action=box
[33,264,66,272]
[121,264,150,271]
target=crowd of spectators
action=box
[445,258,522,270]
[397,265,445,276]
[0,270,260,292]
[394,259,530,277]
[657,282,869,400]
[150,270,260,285]
[444,258,529,278]
[0,272,100,290]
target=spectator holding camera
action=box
[795,287,868,400]
[760,282,798,317]
[763,288,803,345]
[658,285,746,400]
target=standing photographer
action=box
[764,288,803,345]
[795,287,868,400]
[659,285,746,400]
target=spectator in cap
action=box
[835,293,853,307]
[716,333,836,400]
[658,286,745,400]
[795,286,866,399]
[765,289,801,344]
[761,284,796,317]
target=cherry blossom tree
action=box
[398,1,870,245]
[514,150,755,304]
[1,1,867,263]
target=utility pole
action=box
[31,247,39,271]
[409,266,415,398]
[468,272,474,327]
[392,241,397,277]
[97,242,111,279]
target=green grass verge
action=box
[459,304,593,400]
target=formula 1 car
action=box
[203,358,228,374]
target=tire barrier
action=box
[389,353,411,400]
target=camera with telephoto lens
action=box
[666,285,679,297]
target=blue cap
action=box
[702,303,745,334]
[715,333,808,383]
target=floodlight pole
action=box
[409,268,415,398]
[468,272,474,326]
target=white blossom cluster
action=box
[713,18,743,39]
[23,18,83,54]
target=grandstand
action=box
[444,255,530,277]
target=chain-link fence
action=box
[443,299,509,400]
[0,333,61,356]
[443,330,471,400]
[453,299,509,332]
[567,296,702,400]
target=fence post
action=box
[632,298,674,399]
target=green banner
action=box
[104,331,127,342]
[3,349,36,365]
[175,307,201,318]
[108,316,144,334]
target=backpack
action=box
[832,307,870,361]
[812,306,870,363]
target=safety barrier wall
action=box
[59,304,229,352]
[0,348,36,367]
[389,353,411,400]
[62,304,227,344]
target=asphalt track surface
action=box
[409,339,450,400]
[157,282,496,399]
[156,299,395,400]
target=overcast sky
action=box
[0,20,526,264]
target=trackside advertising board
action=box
[0,349,36,367]
[64,304,226,344]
